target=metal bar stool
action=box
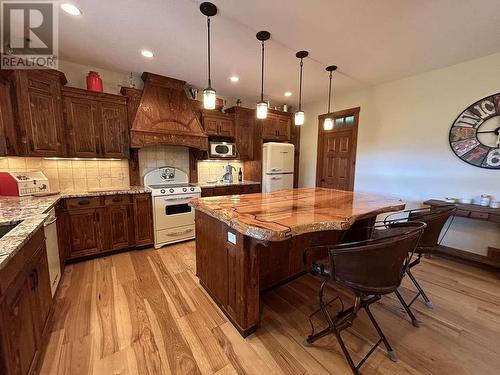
[384,204,456,326]
[303,221,426,375]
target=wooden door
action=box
[2,278,38,375]
[32,248,53,335]
[235,111,254,160]
[133,194,154,246]
[262,114,279,140]
[107,205,133,250]
[218,118,234,137]
[316,107,360,191]
[98,102,128,158]
[203,116,219,135]
[15,71,66,156]
[277,117,291,141]
[67,209,102,257]
[63,96,100,157]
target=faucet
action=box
[222,165,236,183]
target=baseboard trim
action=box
[435,245,500,271]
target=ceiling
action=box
[59,0,500,106]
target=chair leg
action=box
[407,269,433,309]
[335,330,359,375]
[394,289,420,327]
[364,305,398,362]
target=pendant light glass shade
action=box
[295,51,308,126]
[323,65,338,131]
[295,111,305,126]
[200,2,218,110]
[256,101,268,119]
[256,31,271,119]
[203,88,216,110]
[323,117,334,130]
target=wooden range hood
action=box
[130,72,208,150]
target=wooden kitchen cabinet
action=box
[133,194,154,247]
[201,110,235,137]
[261,110,291,141]
[0,79,14,155]
[62,87,129,159]
[57,194,153,262]
[7,70,67,156]
[0,228,53,375]
[106,205,134,250]
[226,107,254,160]
[201,183,261,197]
[66,208,104,258]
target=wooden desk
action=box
[424,199,500,269]
[191,188,404,336]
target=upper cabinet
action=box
[62,87,129,159]
[7,70,67,156]
[226,107,254,160]
[261,110,291,141]
[201,110,235,137]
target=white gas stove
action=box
[144,167,201,248]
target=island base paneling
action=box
[195,210,375,337]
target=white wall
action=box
[300,52,500,255]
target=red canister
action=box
[86,71,103,92]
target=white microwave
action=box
[209,142,237,158]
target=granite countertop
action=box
[196,180,261,188]
[190,188,405,241]
[0,186,151,270]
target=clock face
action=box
[449,93,500,169]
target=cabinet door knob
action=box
[78,200,91,205]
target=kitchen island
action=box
[190,188,405,336]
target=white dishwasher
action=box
[44,208,61,297]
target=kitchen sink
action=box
[0,223,19,239]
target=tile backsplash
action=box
[197,160,244,183]
[0,157,130,193]
[138,145,190,183]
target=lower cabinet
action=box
[57,194,153,262]
[201,184,261,197]
[0,228,53,375]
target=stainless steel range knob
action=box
[160,189,166,194]
[183,187,187,192]
[190,187,195,191]
[169,188,174,193]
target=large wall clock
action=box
[449,93,500,169]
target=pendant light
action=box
[200,2,218,110]
[323,65,338,131]
[294,51,308,126]
[256,31,271,119]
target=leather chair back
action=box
[408,205,456,252]
[329,222,425,296]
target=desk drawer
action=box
[469,211,489,220]
[455,209,470,218]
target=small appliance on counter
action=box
[209,141,237,158]
[262,142,295,192]
[0,171,50,196]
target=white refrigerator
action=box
[262,142,295,192]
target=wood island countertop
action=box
[190,188,405,241]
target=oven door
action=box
[154,196,196,229]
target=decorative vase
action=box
[86,71,103,92]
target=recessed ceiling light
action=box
[284,91,292,97]
[61,3,82,16]
[230,76,239,83]
[141,50,154,58]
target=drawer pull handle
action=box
[112,197,123,202]
[78,200,91,205]
[168,228,193,237]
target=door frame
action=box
[315,107,360,190]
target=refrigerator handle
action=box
[271,176,283,180]
[270,167,282,172]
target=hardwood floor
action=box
[40,241,500,375]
